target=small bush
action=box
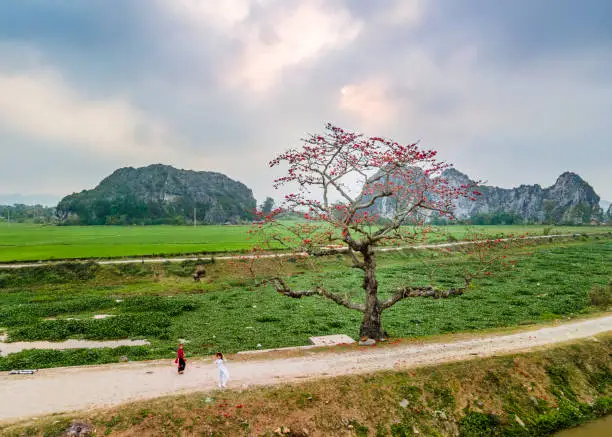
[348,420,369,437]
[115,262,153,277]
[0,273,10,288]
[389,423,412,437]
[531,399,585,435]
[589,282,612,308]
[425,383,455,410]
[165,262,196,277]
[592,396,612,416]
[396,384,422,403]
[459,411,501,436]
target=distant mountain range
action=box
[374,169,608,225]
[56,164,256,225]
[4,165,610,225]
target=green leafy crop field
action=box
[0,237,610,369]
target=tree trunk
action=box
[359,248,385,340]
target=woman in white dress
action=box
[214,352,230,389]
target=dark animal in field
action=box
[193,267,206,281]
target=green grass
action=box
[0,237,610,369]
[1,222,611,263]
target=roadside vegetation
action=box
[0,237,610,370]
[2,335,610,436]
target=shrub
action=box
[592,396,612,416]
[389,423,412,437]
[0,273,10,288]
[531,399,585,435]
[589,282,612,308]
[458,411,501,436]
[396,384,422,403]
[114,263,152,277]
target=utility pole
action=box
[193,207,196,228]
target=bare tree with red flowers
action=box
[255,123,486,340]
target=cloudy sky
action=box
[1,0,611,205]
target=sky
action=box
[0,0,611,206]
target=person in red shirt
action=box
[175,343,186,374]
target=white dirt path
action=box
[1,315,610,423]
[0,339,150,357]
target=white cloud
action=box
[160,0,252,32]
[230,1,362,91]
[339,78,398,127]
[380,0,424,26]
[0,68,178,161]
[161,0,362,92]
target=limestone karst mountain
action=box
[56,164,256,225]
[373,168,603,225]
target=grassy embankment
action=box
[2,335,610,436]
[0,236,610,370]
[1,222,611,263]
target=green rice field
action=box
[1,223,611,263]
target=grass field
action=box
[1,222,611,263]
[0,236,610,370]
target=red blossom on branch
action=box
[238,123,518,341]
[262,123,481,252]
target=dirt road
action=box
[1,315,610,423]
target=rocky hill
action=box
[374,169,603,225]
[446,170,602,224]
[56,164,256,225]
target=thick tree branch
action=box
[267,277,365,312]
[380,283,469,310]
[352,189,391,213]
[347,247,365,270]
